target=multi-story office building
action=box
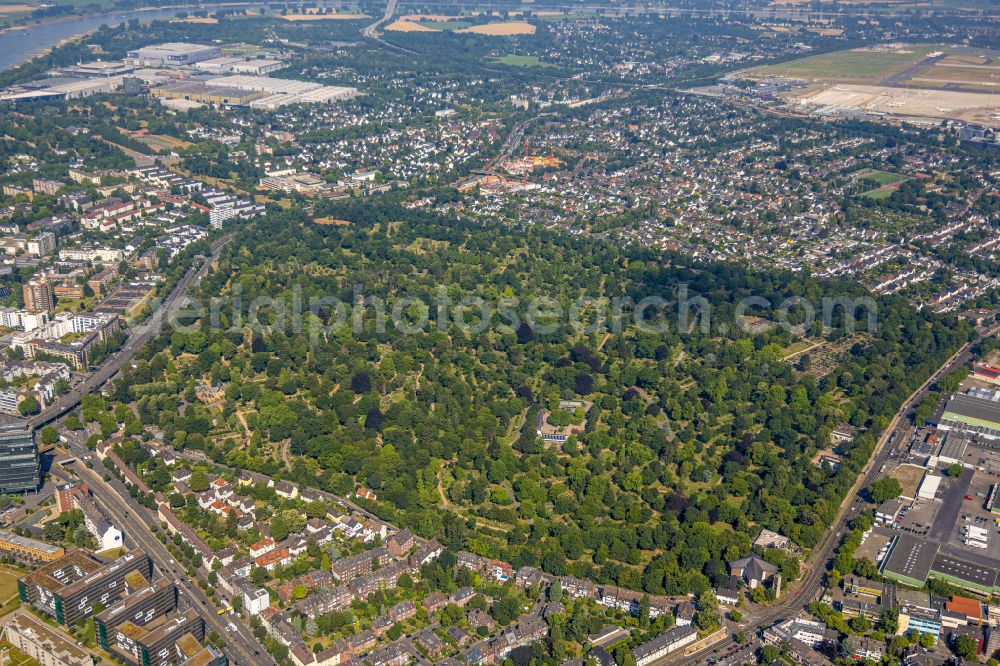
[0,422,38,493]
[96,577,177,651]
[107,607,206,666]
[18,550,152,626]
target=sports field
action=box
[857,169,908,188]
[863,188,899,200]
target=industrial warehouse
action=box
[936,391,1000,442]
[0,42,358,108]
[152,75,358,109]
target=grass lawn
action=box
[0,565,20,601]
[494,54,554,68]
[750,45,943,83]
[0,565,23,619]
[0,641,37,666]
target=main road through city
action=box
[29,235,231,430]
[667,322,1000,665]
[68,449,273,665]
[32,233,270,663]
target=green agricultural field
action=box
[494,54,555,68]
[417,19,473,30]
[749,45,944,83]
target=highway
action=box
[667,324,999,665]
[29,235,231,430]
[360,0,415,55]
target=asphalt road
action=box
[29,235,231,430]
[360,0,415,55]
[666,324,998,665]
[927,466,973,544]
[69,450,273,666]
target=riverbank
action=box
[0,2,271,71]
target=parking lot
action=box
[856,525,895,564]
[891,498,937,538]
[952,469,1000,554]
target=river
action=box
[0,4,254,72]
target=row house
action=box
[422,592,447,613]
[349,560,412,598]
[287,537,311,558]
[559,576,598,600]
[598,586,645,616]
[456,551,511,582]
[363,519,390,543]
[372,614,394,636]
[331,548,390,580]
[274,480,298,499]
[251,538,276,559]
[156,504,216,571]
[289,640,348,666]
[450,587,476,607]
[276,570,334,604]
[413,629,445,658]
[515,566,548,589]
[386,529,414,558]
[256,548,291,571]
[346,630,376,655]
[408,539,443,568]
[387,599,416,624]
[295,586,353,618]
[217,567,242,597]
[336,517,366,540]
[260,609,307,650]
[465,618,548,665]
[364,641,409,666]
